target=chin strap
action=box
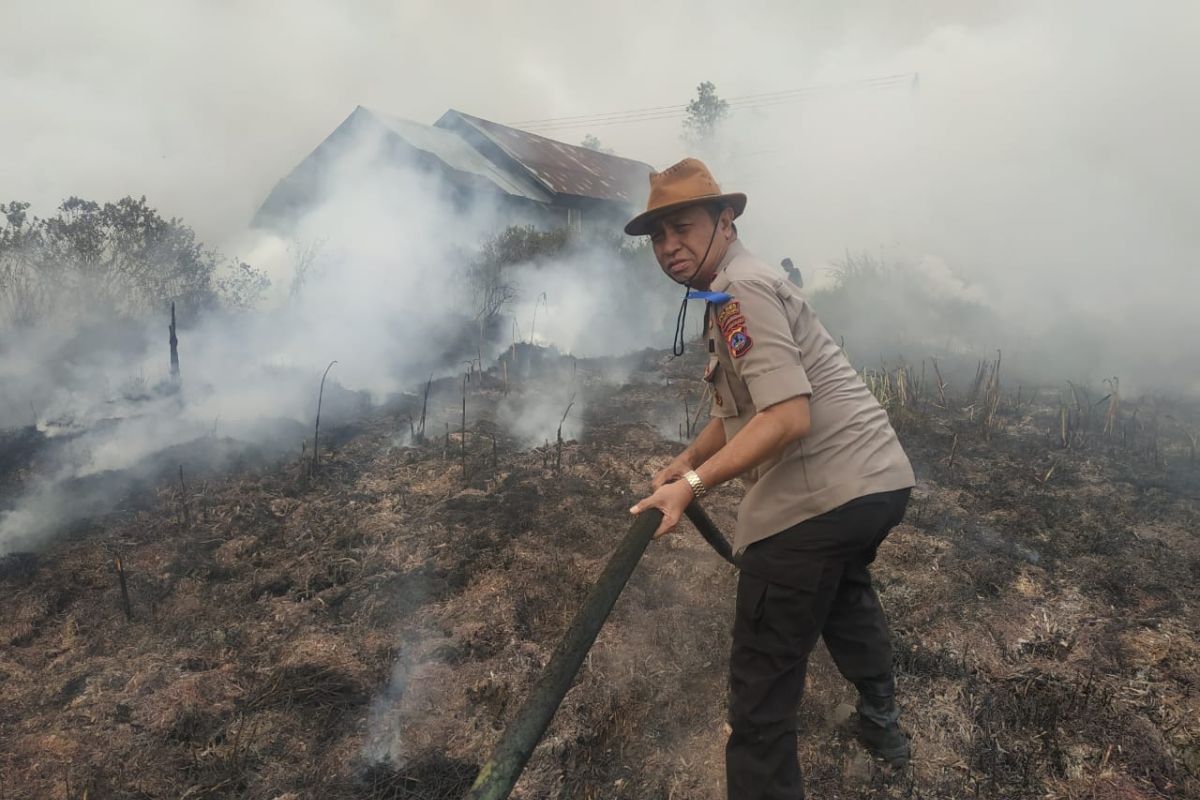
[669,221,722,359]
[671,289,690,357]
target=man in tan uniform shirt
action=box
[628,159,916,799]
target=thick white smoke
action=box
[0,119,680,554]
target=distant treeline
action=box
[0,197,268,329]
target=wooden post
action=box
[168,302,180,382]
[417,374,432,444]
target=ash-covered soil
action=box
[2,347,1198,799]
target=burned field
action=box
[1,348,1198,799]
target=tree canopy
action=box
[682,81,729,146]
[0,196,268,329]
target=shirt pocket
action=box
[704,355,739,418]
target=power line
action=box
[517,82,913,133]
[508,100,690,127]
[507,73,913,127]
[521,83,909,134]
[508,73,917,133]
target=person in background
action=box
[781,257,803,288]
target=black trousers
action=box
[726,488,910,800]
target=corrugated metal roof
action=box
[436,110,652,205]
[359,106,552,204]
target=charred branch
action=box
[310,360,338,476]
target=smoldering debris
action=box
[2,345,1198,798]
[0,147,675,557]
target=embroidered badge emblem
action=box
[716,300,753,357]
[727,329,753,358]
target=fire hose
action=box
[463,501,734,800]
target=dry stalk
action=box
[1124,406,1138,449]
[168,301,180,382]
[416,374,432,443]
[982,350,1002,436]
[969,359,988,405]
[1102,377,1120,436]
[1067,381,1091,432]
[199,480,210,524]
[311,360,338,476]
[932,358,947,408]
[461,373,468,480]
[528,291,547,345]
[863,368,895,411]
[555,394,576,473]
[177,464,190,530]
[948,432,959,469]
[113,553,132,622]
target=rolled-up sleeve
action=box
[719,278,812,409]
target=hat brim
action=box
[623,192,747,236]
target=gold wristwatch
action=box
[682,469,707,499]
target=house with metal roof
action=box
[253,106,652,234]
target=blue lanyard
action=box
[685,290,733,304]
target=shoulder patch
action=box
[716,299,754,357]
[715,299,754,357]
[727,328,753,358]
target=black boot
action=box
[853,676,910,768]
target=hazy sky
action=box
[6,1,1189,236]
[4,0,1199,388]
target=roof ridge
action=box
[445,109,652,170]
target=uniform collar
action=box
[708,239,745,293]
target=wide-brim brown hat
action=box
[624,157,747,236]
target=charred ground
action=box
[1,346,1198,799]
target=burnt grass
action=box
[2,347,1199,799]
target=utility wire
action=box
[516,83,912,133]
[508,73,917,133]
[508,73,913,127]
